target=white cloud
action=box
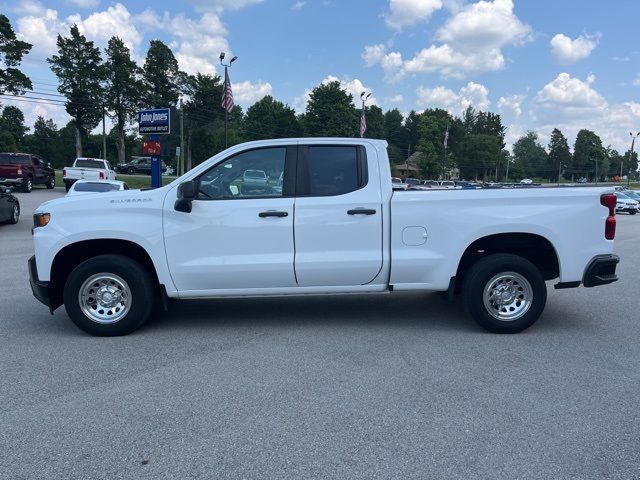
[550,33,599,64]
[387,94,404,103]
[12,0,47,16]
[384,0,443,30]
[498,94,525,118]
[66,0,100,8]
[69,4,143,53]
[527,72,640,153]
[291,1,306,11]
[167,12,229,75]
[232,81,272,105]
[633,74,640,86]
[612,56,630,62]
[416,81,490,113]
[365,0,531,80]
[534,72,607,121]
[16,8,67,60]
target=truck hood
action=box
[35,186,170,214]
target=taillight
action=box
[62,168,66,177]
[601,194,616,240]
[99,171,105,179]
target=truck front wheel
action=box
[63,255,155,336]
[462,253,547,334]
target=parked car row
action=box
[391,178,536,191]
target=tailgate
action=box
[65,168,103,180]
[0,164,19,179]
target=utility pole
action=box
[594,157,598,185]
[102,110,107,160]
[442,121,449,180]
[405,144,410,179]
[505,157,510,182]
[180,99,185,175]
[627,132,639,187]
[558,157,562,185]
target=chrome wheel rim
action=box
[482,271,533,321]
[78,273,132,324]
[12,205,18,221]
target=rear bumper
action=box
[28,255,52,311]
[0,178,25,186]
[583,254,619,288]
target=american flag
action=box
[221,67,234,113]
[359,107,367,138]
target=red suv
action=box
[0,153,56,193]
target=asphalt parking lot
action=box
[1,188,639,480]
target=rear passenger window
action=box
[307,146,361,196]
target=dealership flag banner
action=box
[222,67,234,113]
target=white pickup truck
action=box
[63,157,117,191]
[29,138,619,336]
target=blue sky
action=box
[4,0,640,151]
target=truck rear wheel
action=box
[22,177,32,193]
[63,255,155,336]
[46,175,55,189]
[462,253,546,334]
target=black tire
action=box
[46,175,55,189]
[8,203,19,224]
[462,253,547,334]
[64,181,71,192]
[630,211,637,215]
[63,254,155,336]
[127,167,136,175]
[22,177,32,193]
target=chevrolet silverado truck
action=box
[63,157,117,191]
[29,138,620,336]
[0,152,55,192]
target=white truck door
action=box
[163,146,297,292]
[294,144,383,286]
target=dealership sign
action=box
[138,108,171,134]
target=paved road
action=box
[1,188,639,479]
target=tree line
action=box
[0,15,637,181]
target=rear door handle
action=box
[259,211,288,218]
[347,208,376,215]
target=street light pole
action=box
[626,132,639,187]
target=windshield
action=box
[74,182,121,192]
[0,154,29,165]
[75,159,105,168]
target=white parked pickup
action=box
[63,157,117,191]
[29,138,620,336]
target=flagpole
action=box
[220,52,237,150]
[442,121,449,180]
[225,68,228,148]
[359,91,371,139]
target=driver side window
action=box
[196,147,286,200]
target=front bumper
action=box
[583,254,619,288]
[28,255,52,312]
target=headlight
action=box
[33,213,51,228]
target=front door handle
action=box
[259,211,288,218]
[347,208,377,215]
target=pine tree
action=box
[0,14,32,94]
[548,128,571,181]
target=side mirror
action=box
[174,180,196,213]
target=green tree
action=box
[104,36,143,164]
[512,131,548,179]
[363,105,385,139]
[573,129,605,181]
[243,95,300,139]
[142,40,182,108]
[0,14,32,94]
[47,25,104,157]
[0,105,28,147]
[417,109,454,179]
[548,128,571,181]
[302,81,358,136]
[403,110,421,153]
[458,134,503,180]
[28,116,66,167]
[384,108,404,163]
